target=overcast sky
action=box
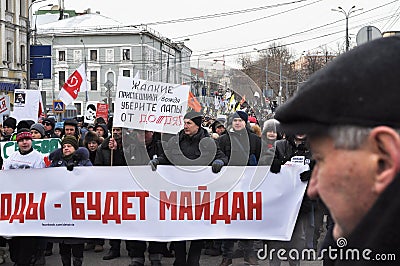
[34,0,400,67]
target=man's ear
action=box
[370,126,400,194]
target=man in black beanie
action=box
[274,36,400,266]
[2,117,17,141]
[149,111,228,266]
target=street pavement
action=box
[1,240,323,266]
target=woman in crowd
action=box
[48,136,92,266]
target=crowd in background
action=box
[0,110,329,266]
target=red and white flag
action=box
[58,64,87,106]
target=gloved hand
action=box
[149,158,159,171]
[66,162,74,171]
[211,159,224,173]
[248,154,257,166]
[270,158,282,174]
[300,170,312,182]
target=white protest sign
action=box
[0,95,10,116]
[11,89,44,121]
[114,77,190,134]
[0,165,307,241]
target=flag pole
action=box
[110,129,114,167]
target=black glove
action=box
[300,170,312,182]
[149,158,159,171]
[270,158,282,174]
[211,159,224,173]
[66,162,74,171]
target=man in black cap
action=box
[217,110,261,266]
[149,111,228,266]
[274,36,400,265]
[42,117,58,138]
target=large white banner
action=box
[114,77,190,134]
[0,165,307,241]
[0,138,61,160]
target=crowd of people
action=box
[0,35,398,266]
[0,108,325,266]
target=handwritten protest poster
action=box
[114,77,190,134]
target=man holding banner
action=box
[2,129,46,265]
[149,111,228,266]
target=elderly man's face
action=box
[183,119,199,137]
[307,136,378,239]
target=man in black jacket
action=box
[149,111,228,266]
[216,110,261,266]
[275,37,400,265]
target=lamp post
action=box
[332,6,362,52]
[196,51,213,79]
[196,52,212,96]
[26,0,50,89]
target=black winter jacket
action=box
[49,147,92,167]
[94,136,126,166]
[158,127,228,166]
[217,128,261,166]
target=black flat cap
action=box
[275,36,400,134]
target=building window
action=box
[20,45,26,69]
[59,71,66,89]
[122,48,130,61]
[58,51,66,62]
[122,70,130,77]
[5,0,11,12]
[90,71,98,91]
[106,49,114,62]
[74,103,82,115]
[20,0,26,16]
[73,50,82,63]
[90,50,97,61]
[6,42,12,62]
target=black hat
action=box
[84,130,101,146]
[62,135,79,150]
[184,111,202,128]
[30,123,45,138]
[42,117,55,128]
[275,36,400,134]
[17,120,35,132]
[64,119,78,127]
[231,111,248,123]
[211,119,225,133]
[3,117,17,129]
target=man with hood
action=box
[42,117,58,138]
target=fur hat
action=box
[3,117,17,129]
[211,119,225,133]
[64,119,78,127]
[30,123,45,138]
[62,135,79,150]
[84,131,101,146]
[275,36,400,134]
[184,111,202,128]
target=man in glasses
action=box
[42,117,58,138]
